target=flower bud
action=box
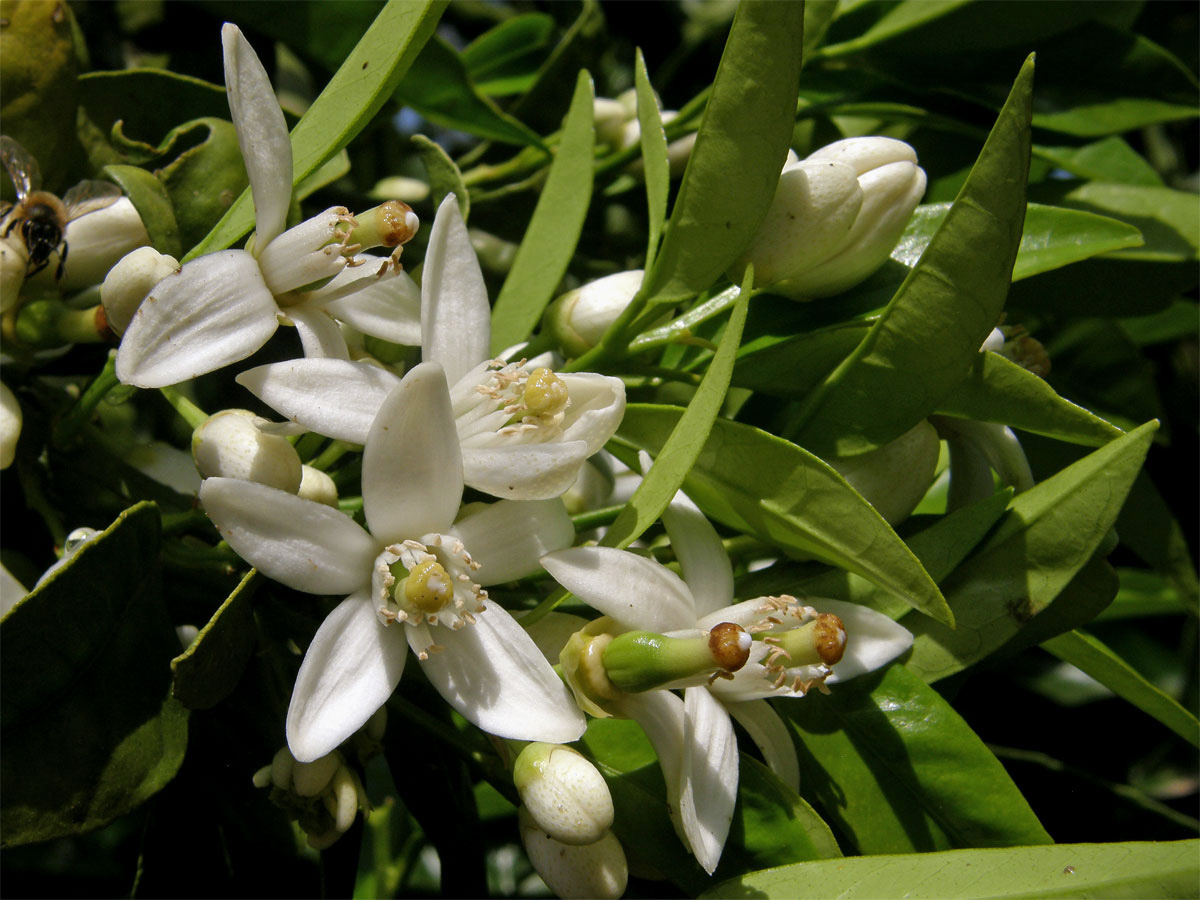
[0,233,29,313]
[514,743,614,845]
[828,419,940,525]
[733,137,926,300]
[0,381,21,470]
[297,464,339,507]
[253,746,370,851]
[41,198,152,294]
[192,409,303,492]
[544,270,643,358]
[518,807,628,900]
[101,246,181,336]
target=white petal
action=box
[558,374,627,455]
[816,598,913,684]
[680,687,738,875]
[199,477,377,595]
[417,599,586,742]
[522,611,591,662]
[320,265,422,346]
[541,546,697,632]
[1,561,28,618]
[222,24,292,247]
[616,691,686,829]
[462,442,590,501]
[116,250,278,388]
[0,380,21,470]
[421,195,489,384]
[288,306,350,359]
[449,499,574,585]
[286,590,408,762]
[237,359,400,444]
[362,362,463,542]
[724,699,799,792]
[660,490,733,619]
[257,208,348,294]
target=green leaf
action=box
[1034,136,1164,186]
[788,56,1034,457]
[602,272,750,549]
[905,420,1158,682]
[170,569,258,711]
[153,118,248,252]
[394,34,547,145]
[640,0,805,306]
[936,352,1125,447]
[186,0,446,260]
[635,48,669,273]
[1,503,188,846]
[102,163,181,258]
[704,839,1200,899]
[780,664,1051,855]
[1043,629,1200,748]
[410,134,469,222]
[460,13,554,96]
[1100,569,1197,622]
[1120,300,1200,347]
[612,405,952,626]
[489,70,594,354]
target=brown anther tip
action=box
[378,200,418,247]
[708,622,751,673]
[814,613,847,666]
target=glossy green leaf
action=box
[1120,300,1200,347]
[613,405,952,626]
[602,273,750,549]
[489,70,594,354]
[410,134,469,222]
[937,352,1125,447]
[1034,136,1164,186]
[705,839,1200,899]
[640,0,805,306]
[1044,629,1200,748]
[186,0,445,260]
[170,569,258,710]
[394,34,546,146]
[781,664,1051,854]
[1,503,188,846]
[102,163,182,258]
[790,56,1034,457]
[906,420,1158,682]
[635,48,669,273]
[732,319,871,400]
[154,118,248,252]
[1115,473,1200,611]
[508,0,604,135]
[460,13,554,96]
[1100,568,1197,622]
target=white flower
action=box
[235,195,626,501]
[199,362,584,762]
[732,136,927,299]
[115,24,420,389]
[541,483,912,874]
[543,269,644,358]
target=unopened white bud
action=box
[0,381,21,470]
[192,410,303,492]
[544,270,643,358]
[513,743,614,845]
[828,419,940,525]
[298,465,338,507]
[292,751,341,797]
[101,246,180,336]
[49,198,152,293]
[734,137,926,299]
[519,807,627,900]
[0,233,29,313]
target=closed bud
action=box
[544,270,643,358]
[192,409,303,492]
[297,464,339,507]
[0,382,21,470]
[0,234,28,313]
[733,137,926,299]
[518,807,628,900]
[29,198,152,294]
[101,247,180,336]
[828,419,940,525]
[514,743,614,845]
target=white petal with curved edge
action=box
[288,306,350,360]
[200,477,377,595]
[286,590,407,762]
[616,691,686,829]
[237,359,400,444]
[222,25,291,248]
[680,687,738,875]
[724,699,799,792]
[558,374,626,455]
[321,267,422,346]
[462,442,590,501]
[362,362,463,542]
[541,546,697,633]
[660,489,733,619]
[116,250,279,388]
[421,195,489,384]
[523,611,591,662]
[816,598,913,684]
[450,499,573,585]
[417,600,585,743]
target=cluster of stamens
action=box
[749,595,847,696]
[467,360,570,443]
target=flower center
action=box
[452,359,572,448]
[748,595,846,696]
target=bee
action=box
[0,135,123,280]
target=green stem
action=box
[57,306,108,343]
[518,585,571,629]
[570,504,625,533]
[54,351,120,448]
[158,386,208,430]
[311,440,356,471]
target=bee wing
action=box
[0,135,40,198]
[62,180,124,221]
